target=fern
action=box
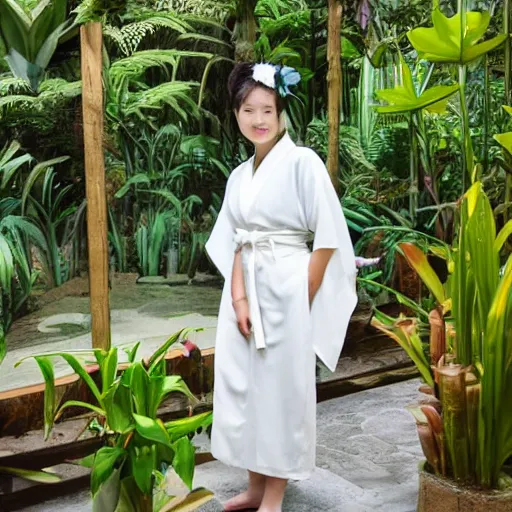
[0,77,33,96]
[104,12,192,55]
[125,81,200,121]
[110,49,213,82]
[158,0,231,22]
[0,79,81,112]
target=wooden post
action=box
[326,0,342,192]
[80,23,111,350]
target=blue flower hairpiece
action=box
[275,65,301,98]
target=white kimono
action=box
[205,132,357,480]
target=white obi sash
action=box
[234,228,312,350]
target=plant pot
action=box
[418,463,512,512]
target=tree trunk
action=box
[233,0,258,62]
[327,0,342,192]
[80,23,111,350]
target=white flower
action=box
[252,63,277,89]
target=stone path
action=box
[21,378,424,512]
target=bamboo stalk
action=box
[326,0,342,192]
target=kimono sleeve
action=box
[205,176,236,281]
[298,149,358,371]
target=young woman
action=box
[205,62,358,512]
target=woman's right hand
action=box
[233,298,252,338]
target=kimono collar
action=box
[250,131,295,173]
[240,131,296,220]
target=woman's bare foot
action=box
[223,489,264,511]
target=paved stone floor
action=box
[22,378,424,512]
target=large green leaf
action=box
[102,384,133,433]
[171,436,196,490]
[147,328,193,372]
[494,220,512,254]
[56,400,105,420]
[16,351,102,403]
[494,105,512,154]
[93,467,122,512]
[494,132,512,154]
[91,446,126,497]
[130,363,149,416]
[399,242,446,305]
[131,445,156,495]
[375,54,458,114]
[0,0,31,57]
[114,173,151,199]
[464,182,499,326]
[166,412,213,443]
[34,356,56,439]
[407,9,507,64]
[0,0,73,90]
[133,414,171,446]
[96,347,119,395]
[0,465,61,483]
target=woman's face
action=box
[235,86,280,146]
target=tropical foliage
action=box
[372,182,512,488]
[16,328,215,511]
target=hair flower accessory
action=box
[275,65,301,97]
[251,63,301,97]
[252,63,277,89]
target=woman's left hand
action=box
[308,248,335,307]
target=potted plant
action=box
[15,328,215,512]
[372,181,512,510]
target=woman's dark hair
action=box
[228,62,285,114]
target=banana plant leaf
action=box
[374,55,458,114]
[0,0,75,90]
[494,106,512,154]
[407,9,507,64]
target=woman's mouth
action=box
[253,127,269,136]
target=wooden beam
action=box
[326,0,342,192]
[80,22,111,350]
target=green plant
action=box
[0,0,77,90]
[374,53,459,221]
[407,6,507,189]
[0,142,65,362]
[0,466,62,483]
[494,105,512,154]
[21,163,84,288]
[372,181,512,488]
[15,328,214,511]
